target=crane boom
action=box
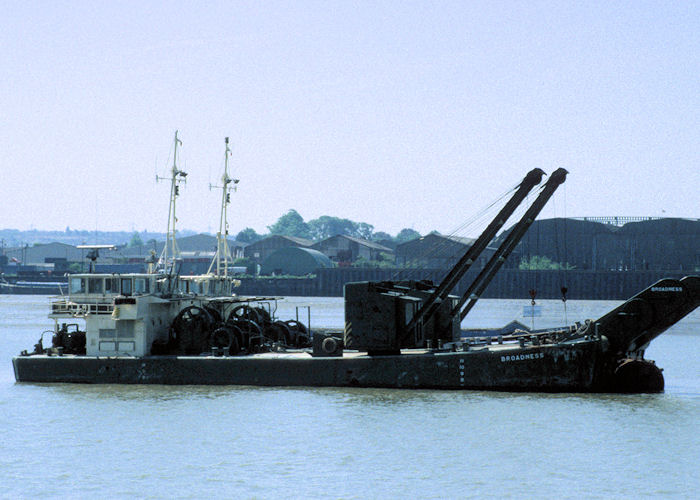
[456,168,568,320]
[400,168,545,343]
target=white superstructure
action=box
[51,273,201,356]
[45,133,245,357]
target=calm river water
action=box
[1,295,698,499]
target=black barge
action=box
[13,274,699,392]
[12,169,700,392]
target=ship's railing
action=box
[50,299,114,317]
[574,216,663,226]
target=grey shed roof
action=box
[261,247,334,275]
[314,234,393,252]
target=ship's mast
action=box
[208,137,238,276]
[157,130,187,274]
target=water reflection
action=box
[30,382,275,402]
[18,380,699,415]
[24,383,478,408]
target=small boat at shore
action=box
[0,279,66,295]
[12,144,700,392]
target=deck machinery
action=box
[345,168,565,353]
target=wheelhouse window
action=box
[120,278,132,295]
[88,278,103,294]
[70,277,86,294]
[105,278,118,294]
[134,278,149,294]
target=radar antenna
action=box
[76,245,117,273]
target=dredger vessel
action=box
[12,141,700,392]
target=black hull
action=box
[12,339,663,393]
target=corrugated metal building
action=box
[311,235,392,264]
[511,217,700,271]
[244,235,313,263]
[395,234,499,269]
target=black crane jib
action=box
[456,168,569,321]
[401,168,545,343]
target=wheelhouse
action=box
[67,273,164,299]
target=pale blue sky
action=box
[1,1,698,236]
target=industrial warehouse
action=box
[2,217,698,299]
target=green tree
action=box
[355,222,374,240]
[371,231,392,242]
[351,252,395,268]
[308,216,355,240]
[306,216,375,241]
[267,209,311,239]
[233,257,256,274]
[395,228,421,243]
[236,227,264,243]
[519,256,574,270]
[68,262,83,273]
[128,232,144,247]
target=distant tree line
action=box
[235,209,422,244]
[1,211,422,248]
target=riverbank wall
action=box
[236,268,692,300]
